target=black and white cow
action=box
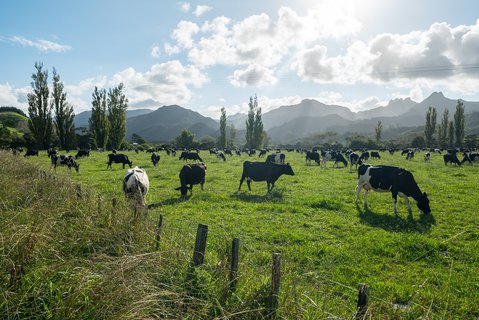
[258,149,267,157]
[305,151,320,165]
[355,164,430,215]
[371,151,381,159]
[122,166,149,207]
[462,152,479,164]
[107,153,132,169]
[51,154,80,172]
[406,150,415,160]
[75,149,90,159]
[360,151,370,161]
[321,151,347,168]
[348,152,362,172]
[179,151,203,162]
[224,149,233,156]
[216,151,226,161]
[424,152,431,162]
[47,148,58,158]
[151,152,160,166]
[443,153,461,165]
[238,161,295,192]
[24,149,39,157]
[175,162,207,198]
[266,153,285,164]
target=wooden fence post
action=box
[191,224,208,267]
[271,252,281,317]
[229,238,240,292]
[356,283,370,319]
[155,214,163,251]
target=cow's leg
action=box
[122,163,125,169]
[200,180,204,190]
[355,184,362,205]
[392,192,398,214]
[269,181,275,192]
[246,178,252,191]
[238,175,245,190]
[363,190,368,207]
[402,195,412,214]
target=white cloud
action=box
[193,5,212,17]
[9,36,71,52]
[229,65,277,87]
[0,83,29,111]
[164,43,180,55]
[179,2,190,12]
[151,45,160,58]
[172,21,199,49]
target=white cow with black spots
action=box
[122,166,149,208]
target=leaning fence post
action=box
[191,224,208,267]
[356,283,370,319]
[155,214,163,251]
[229,238,240,292]
[270,252,281,317]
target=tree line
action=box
[424,100,465,148]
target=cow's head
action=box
[283,163,295,176]
[128,161,133,168]
[73,163,80,173]
[416,192,431,214]
[175,185,192,196]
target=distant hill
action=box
[74,108,153,127]
[355,98,417,119]
[126,105,218,142]
[0,111,29,131]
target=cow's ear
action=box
[286,162,290,166]
[423,192,427,197]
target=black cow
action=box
[47,148,58,158]
[224,149,233,156]
[258,149,267,157]
[444,153,461,165]
[75,149,90,159]
[355,164,430,215]
[238,161,295,192]
[248,149,256,156]
[51,154,80,172]
[179,151,203,162]
[216,151,226,161]
[175,163,207,198]
[235,150,241,156]
[348,152,362,172]
[266,153,285,164]
[360,151,370,161]
[333,153,348,167]
[462,153,479,164]
[151,152,160,166]
[305,151,320,165]
[371,151,381,159]
[107,153,132,169]
[406,151,415,160]
[24,149,39,157]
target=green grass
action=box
[2,149,478,319]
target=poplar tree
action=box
[438,109,449,148]
[454,100,465,147]
[253,105,264,148]
[51,68,75,149]
[27,62,53,149]
[245,96,256,149]
[89,87,109,149]
[424,106,437,148]
[219,107,226,148]
[107,83,128,149]
[447,121,454,148]
[375,121,382,144]
[229,125,237,148]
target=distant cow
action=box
[179,151,203,162]
[238,161,295,192]
[406,151,415,160]
[462,153,479,164]
[370,151,381,159]
[51,154,79,172]
[248,149,256,156]
[75,149,90,159]
[444,153,461,165]
[266,153,285,164]
[305,151,320,165]
[24,149,39,157]
[355,164,430,215]
[122,166,149,207]
[151,152,160,166]
[258,149,267,157]
[175,162,207,198]
[47,148,58,158]
[348,152,362,172]
[360,151,370,161]
[216,151,226,161]
[107,153,132,169]
[321,151,347,167]
[424,152,430,162]
[224,149,233,156]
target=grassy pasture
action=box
[2,149,478,319]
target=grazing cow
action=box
[75,149,90,159]
[355,164,430,215]
[24,149,39,157]
[360,151,370,161]
[122,166,149,207]
[348,152,362,172]
[389,149,396,155]
[51,154,80,172]
[433,148,442,154]
[321,151,347,168]
[151,152,160,166]
[235,149,241,156]
[224,149,233,156]
[248,149,256,156]
[238,161,295,192]
[47,148,58,158]
[175,163,207,198]
[216,151,226,161]
[462,153,479,164]
[179,151,203,162]
[406,151,415,160]
[266,153,285,164]
[107,153,132,169]
[258,149,267,157]
[209,148,218,155]
[371,151,381,159]
[444,153,461,165]
[305,151,320,165]
[424,152,431,162]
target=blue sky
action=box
[1,0,478,118]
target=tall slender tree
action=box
[219,107,227,148]
[454,100,465,147]
[27,62,53,149]
[447,121,455,148]
[424,106,437,148]
[229,125,237,148]
[375,121,382,145]
[438,109,449,148]
[253,105,264,148]
[89,87,109,149]
[51,68,75,150]
[107,83,128,149]
[245,95,256,149]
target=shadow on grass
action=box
[356,204,436,233]
[231,190,284,203]
[148,196,184,208]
